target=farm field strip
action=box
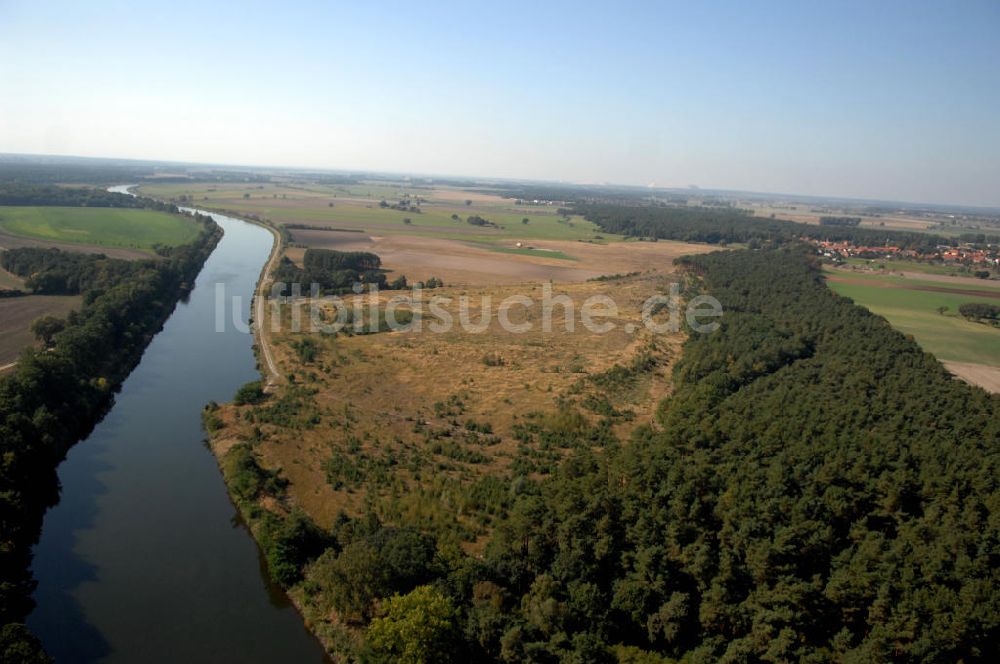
[138,181,612,242]
[0,206,199,252]
[825,269,1000,369]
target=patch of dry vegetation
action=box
[209,271,690,552]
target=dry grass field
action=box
[187,178,720,549]
[210,270,694,550]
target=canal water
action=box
[28,193,326,662]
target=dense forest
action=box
[819,216,862,227]
[0,215,222,661]
[227,247,998,662]
[574,203,955,250]
[0,183,177,212]
[0,246,178,295]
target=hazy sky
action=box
[1,1,998,206]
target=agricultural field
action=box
[0,206,200,254]
[840,256,997,278]
[137,180,610,242]
[283,231,710,286]
[747,201,997,236]
[0,294,81,368]
[825,267,1000,390]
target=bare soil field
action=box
[0,229,150,260]
[286,231,714,285]
[0,294,81,366]
[943,361,1000,394]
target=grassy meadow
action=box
[825,270,1000,366]
[0,206,199,252]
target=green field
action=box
[0,206,199,252]
[842,257,995,278]
[482,245,578,260]
[137,181,614,242]
[825,270,1000,366]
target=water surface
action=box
[29,197,326,662]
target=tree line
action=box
[959,302,1000,323]
[273,248,408,294]
[0,247,155,295]
[0,214,222,661]
[0,183,177,212]
[574,202,955,251]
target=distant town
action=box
[810,237,1000,271]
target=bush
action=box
[959,302,1000,320]
[482,352,504,367]
[233,380,266,405]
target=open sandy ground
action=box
[943,361,1000,394]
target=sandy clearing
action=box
[942,361,1000,394]
[287,231,715,285]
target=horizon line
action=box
[2,150,998,215]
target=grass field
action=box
[841,257,995,278]
[825,270,1000,366]
[0,206,199,252]
[481,244,578,260]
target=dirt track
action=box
[943,361,1000,394]
[252,223,282,386]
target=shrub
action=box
[234,380,266,405]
